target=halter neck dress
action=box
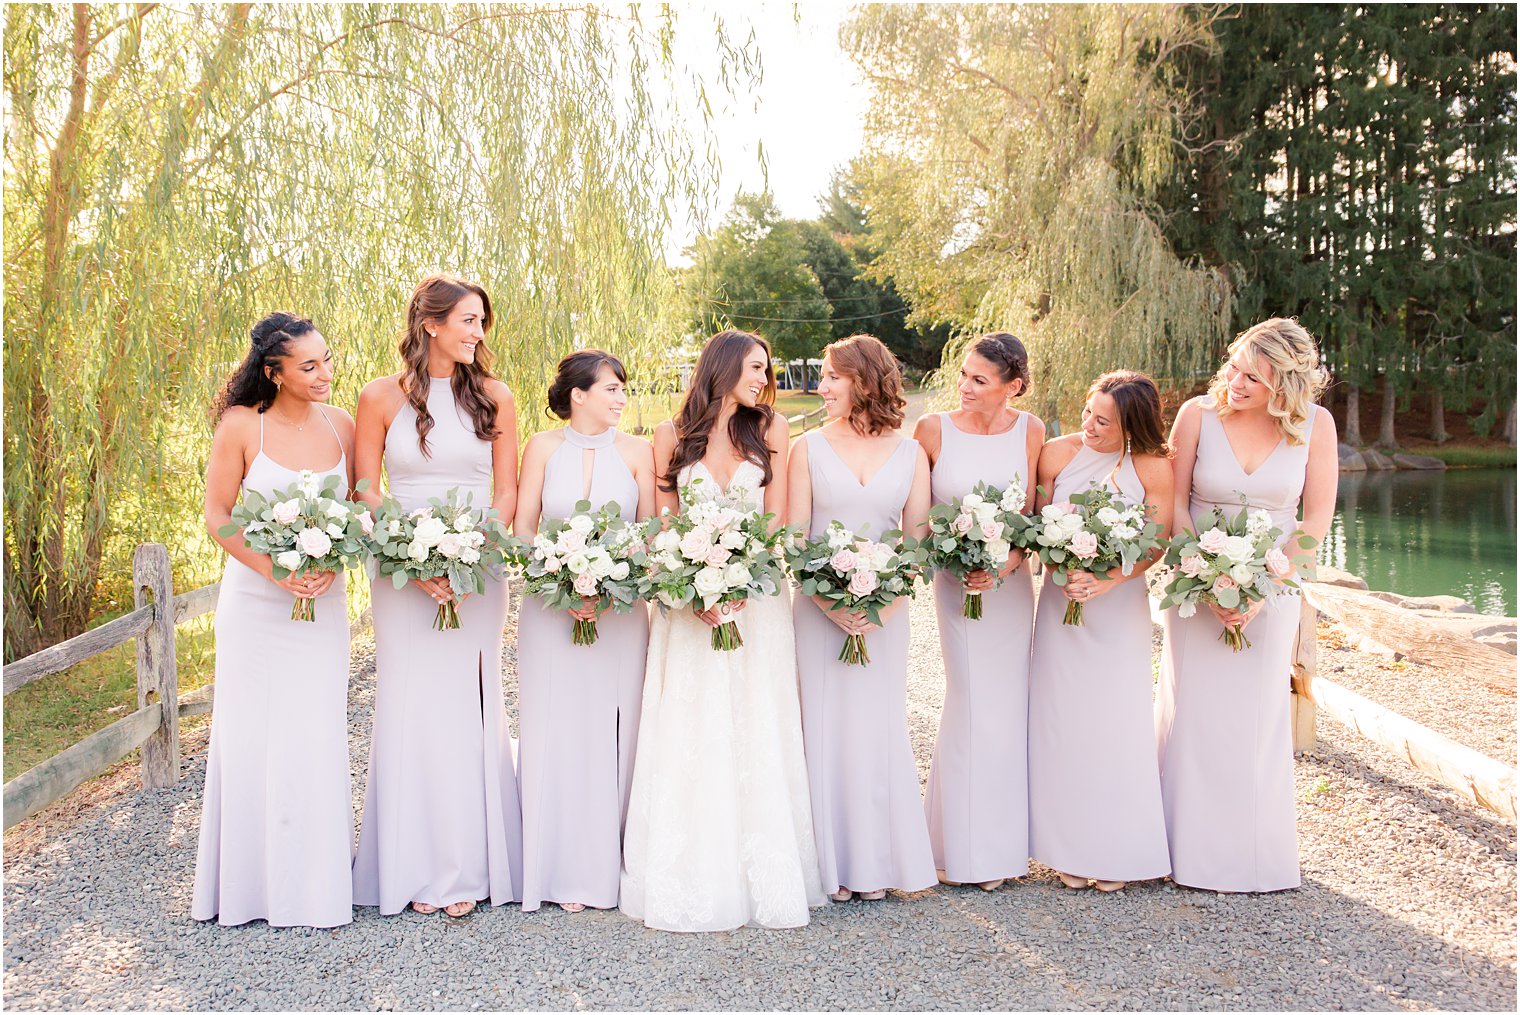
[793,430,937,896]
[515,425,648,912]
[922,411,1036,884]
[192,408,354,927]
[1027,441,1170,883]
[1155,401,1319,892]
[352,375,523,912]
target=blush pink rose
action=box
[1198,528,1229,555]
[830,549,859,573]
[951,513,974,535]
[1068,530,1100,558]
[1213,574,1238,592]
[979,519,1004,541]
[573,572,598,597]
[1180,554,1207,578]
[704,546,731,568]
[847,569,879,597]
[272,499,302,525]
[1265,547,1292,578]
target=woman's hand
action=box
[813,596,874,635]
[999,549,1026,579]
[410,576,455,604]
[694,599,747,628]
[962,568,997,593]
[1062,569,1116,604]
[275,569,336,598]
[568,596,599,622]
[1208,597,1264,631]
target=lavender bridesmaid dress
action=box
[794,431,937,895]
[515,427,648,912]
[923,412,1035,883]
[1155,403,1318,892]
[192,410,354,927]
[352,376,523,913]
[1027,444,1170,883]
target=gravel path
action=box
[4,590,1515,1011]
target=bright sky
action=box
[663,2,870,260]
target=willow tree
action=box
[3,3,752,657]
[842,4,1232,423]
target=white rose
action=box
[870,544,895,571]
[357,511,374,536]
[1096,506,1122,527]
[961,493,984,510]
[723,562,752,588]
[1230,563,1255,584]
[543,555,562,572]
[413,517,448,548]
[985,538,1012,562]
[453,511,475,532]
[653,528,680,553]
[557,528,588,553]
[271,499,302,525]
[1110,523,1138,541]
[461,530,486,548]
[568,514,595,534]
[325,522,345,539]
[322,499,349,519]
[1220,535,1257,565]
[407,539,429,563]
[587,550,615,578]
[533,534,555,554]
[436,533,463,559]
[564,551,592,575]
[720,529,746,550]
[275,550,302,571]
[610,561,630,581]
[459,546,481,564]
[693,565,727,601]
[296,527,332,558]
[679,529,713,562]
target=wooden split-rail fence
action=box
[4,541,1515,831]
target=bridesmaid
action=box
[1027,371,1173,892]
[790,333,937,903]
[916,333,1042,892]
[351,273,523,918]
[1156,318,1337,893]
[195,312,356,927]
[513,350,655,914]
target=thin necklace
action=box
[270,404,315,431]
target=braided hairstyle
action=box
[211,311,318,422]
[969,332,1031,395]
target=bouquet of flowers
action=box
[219,471,374,621]
[371,488,511,630]
[1157,506,1314,651]
[924,478,1029,619]
[1018,485,1164,626]
[785,521,929,665]
[638,481,791,651]
[517,500,645,646]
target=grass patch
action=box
[1410,444,1516,469]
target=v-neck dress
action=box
[793,430,937,895]
[1154,401,1318,892]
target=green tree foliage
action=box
[2,3,752,657]
[842,4,1233,423]
[1162,4,1517,446]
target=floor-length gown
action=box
[794,431,937,896]
[352,376,522,913]
[516,427,648,912]
[1027,444,1170,883]
[192,410,354,928]
[923,412,1035,884]
[620,460,826,932]
[1155,403,1317,892]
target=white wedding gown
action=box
[620,460,827,932]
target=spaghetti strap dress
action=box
[192,409,354,927]
[352,376,523,913]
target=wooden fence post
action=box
[1290,595,1318,754]
[134,543,179,788]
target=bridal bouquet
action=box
[371,488,511,630]
[517,501,645,646]
[924,478,1029,619]
[220,471,374,621]
[1157,506,1314,651]
[1018,485,1164,626]
[638,482,791,651]
[785,521,929,665]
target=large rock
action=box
[1362,449,1397,471]
[1366,590,1477,614]
[1338,443,1368,471]
[1393,453,1448,471]
[1313,564,1370,590]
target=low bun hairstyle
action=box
[546,349,627,420]
[211,311,317,422]
[970,332,1031,394]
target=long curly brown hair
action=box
[399,273,500,457]
[662,329,778,492]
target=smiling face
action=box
[957,350,1022,413]
[727,342,773,408]
[1223,348,1276,412]
[1079,390,1123,453]
[571,363,628,429]
[816,353,856,420]
[267,330,333,402]
[427,293,487,368]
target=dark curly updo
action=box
[969,332,1031,393]
[211,311,318,422]
[546,349,627,420]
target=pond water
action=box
[1321,468,1516,617]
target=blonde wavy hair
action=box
[1207,318,1328,446]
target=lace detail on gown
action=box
[619,460,826,931]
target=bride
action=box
[620,329,827,932]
